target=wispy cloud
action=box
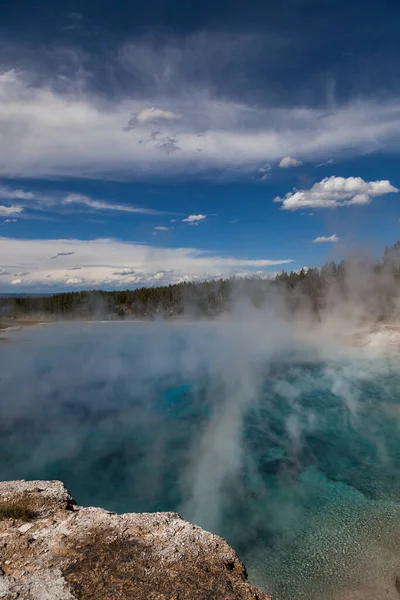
[51,252,75,259]
[258,164,271,180]
[0,185,169,216]
[0,186,36,200]
[63,194,167,215]
[154,226,170,231]
[313,234,339,243]
[2,70,400,179]
[274,176,398,210]
[182,214,207,224]
[0,236,294,289]
[279,156,302,168]
[317,158,334,168]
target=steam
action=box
[2,287,400,599]
[181,312,292,531]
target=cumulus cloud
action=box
[313,234,339,243]
[182,214,207,224]
[0,205,24,216]
[0,236,293,289]
[135,107,181,124]
[279,156,302,168]
[2,70,400,179]
[274,176,398,210]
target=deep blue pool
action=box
[1,321,400,599]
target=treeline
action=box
[2,242,400,321]
[0,280,233,320]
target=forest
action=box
[1,242,400,322]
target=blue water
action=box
[2,322,400,599]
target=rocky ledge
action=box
[0,480,271,600]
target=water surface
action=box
[1,321,400,599]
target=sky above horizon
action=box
[0,0,400,291]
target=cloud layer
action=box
[274,176,398,210]
[0,236,293,289]
[2,70,400,179]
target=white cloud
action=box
[279,156,302,168]
[274,176,398,210]
[135,107,181,124]
[317,158,334,167]
[63,194,166,215]
[154,226,170,231]
[313,234,339,243]
[3,218,18,223]
[0,186,36,200]
[0,236,293,289]
[0,205,24,216]
[347,193,370,205]
[182,214,207,224]
[2,71,400,179]
[0,186,168,216]
[258,164,271,180]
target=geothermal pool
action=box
[2,321,400,599]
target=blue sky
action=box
[0,0,399,291]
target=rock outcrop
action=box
[0,480,271,600]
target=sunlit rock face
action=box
[2,321,400,599]
[0,480,271,600]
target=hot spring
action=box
[2,320,400,599]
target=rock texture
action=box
[0,480,271,600]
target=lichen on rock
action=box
[0,480,271,600]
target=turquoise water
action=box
[1,322,400,598]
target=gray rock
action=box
[0,480,271,600]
